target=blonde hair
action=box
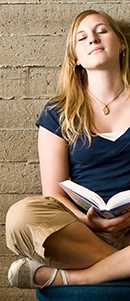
[51,9,130,145]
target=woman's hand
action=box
[82,207,130,232]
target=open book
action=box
[60,180,130,218]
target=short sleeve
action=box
[36,101,62,138]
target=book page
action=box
[62,188,101,211]
[108,202,130,216]
[106,190,130,210]
[60,180,106,210]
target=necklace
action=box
[88,85,125,115]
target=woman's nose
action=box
[88,33,100,45]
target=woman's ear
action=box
[121,44,126,51]
[119,45,126,55]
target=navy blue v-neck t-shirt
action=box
[36,102,130,203]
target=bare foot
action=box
[34,266,67,287]
[34,266,91,287]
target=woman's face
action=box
[75,14,122,70]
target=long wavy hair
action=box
[51,9,130,145]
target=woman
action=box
[6,9,130,288]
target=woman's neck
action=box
[87,69,124,104]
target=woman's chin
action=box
[85,58,115,70]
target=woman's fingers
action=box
[86,207,107,230]
[86,207,130,231]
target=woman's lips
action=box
[89,47,104,55]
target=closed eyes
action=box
[78,28,108,42]
[78,36,87,41]
[97,29,108,34]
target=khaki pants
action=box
[6,196,77,262]
[6,195,130,263]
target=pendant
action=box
[103,105,110,115]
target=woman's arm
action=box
[38,126,130,232]
[38,126,85,221]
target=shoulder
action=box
[36,99,62,138]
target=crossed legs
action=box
[36,221,130,286]
[6,195,130,287]
[43,220,116,269]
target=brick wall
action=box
[0,1,130,300]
